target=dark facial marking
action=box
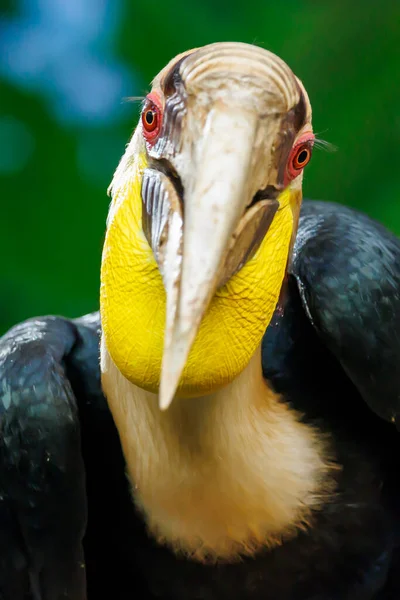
[292,86,307,132]
[162,56,187,97]
[150,58,188,159]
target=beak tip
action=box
[159,321,197,411]
[159,355,180,411]
[159,387,174,411]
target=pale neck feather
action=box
[101,338,334,563]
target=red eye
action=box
[285,132,315,186]
[141,92,163,145]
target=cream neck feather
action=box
[101,338,334,563]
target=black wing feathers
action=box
[291,201,400,425]
[0,314,101,600]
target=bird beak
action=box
[146,100,280,409]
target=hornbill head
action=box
[101,42,313,409]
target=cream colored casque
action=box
[100,42,335,563]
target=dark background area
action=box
[1,0,399,334]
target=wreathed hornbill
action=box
[1,42,400,600]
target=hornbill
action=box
[1,42,400,600]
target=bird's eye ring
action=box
[142,93,163,145]
[285,132,315,185]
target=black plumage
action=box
[0,200,399,599]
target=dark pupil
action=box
[297,149,308,164]
[145,110,155,125]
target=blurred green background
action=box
[1,0,399,334]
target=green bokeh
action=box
[1,0,399,334]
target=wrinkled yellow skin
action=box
[100,152,296,397]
